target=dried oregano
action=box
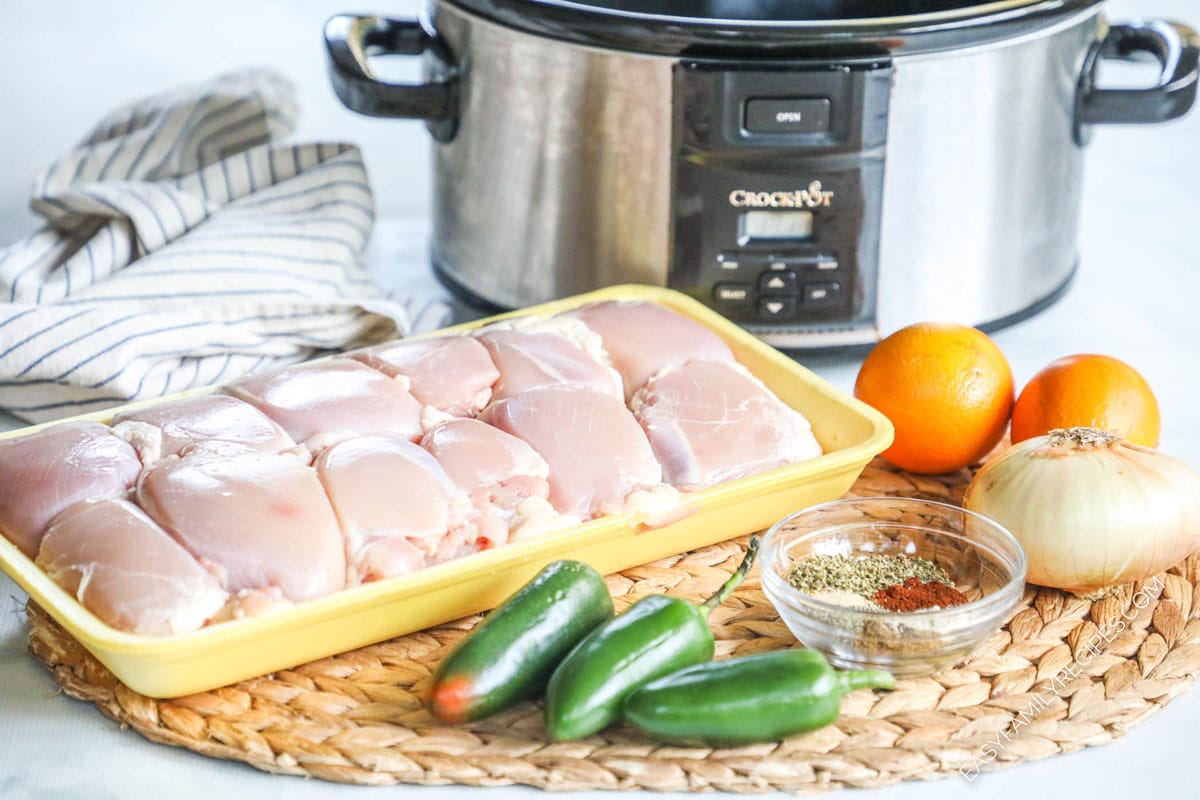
[787,554,951,597]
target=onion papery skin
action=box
[963,428,1200,593]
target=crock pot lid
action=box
[447,0,1101,57]
[504,0,1041,25]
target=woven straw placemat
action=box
[26,457,1200,791]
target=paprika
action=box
[872,577,969,611]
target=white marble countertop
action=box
[1,0,1198,797]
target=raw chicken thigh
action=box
[36,498,227,636]
[481,314,611,365]
[632,360,823,490]
[421,418,558,546]
[0,422,141,558]
[422,418,549,505]
[349,336,500,418]
[137,442,346,602]
[228,359,422,452]
[316,436,475,584]
[483,385,665,519]
[569,300,736,400]
[476,329,623,403]
[111,394,300,466]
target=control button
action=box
[716,252,741,271]
[803,281,842,308]
[744,98,832,134]
[714,282,754,308]
[758,270,798,295]
[761,254,833,270]
[722,251,775,267]
[758,297,798,320]
[774,254,836,269]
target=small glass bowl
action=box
[760,497,1027,677]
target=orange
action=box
[854,322,1014,474]
[1010,354,1160,446]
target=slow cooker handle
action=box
[324,15,458,140]
[1075,20,1198,142]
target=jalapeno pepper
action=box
[622,648,895,746]
[429,560,614,723]
[543,537,759,741]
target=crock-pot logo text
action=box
[728,181,834,209]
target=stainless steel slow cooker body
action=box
[327,0,1198,348]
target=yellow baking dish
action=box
[0,285,892,698]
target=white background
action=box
[0,0,434,245]
[1,0,1199,798]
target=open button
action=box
[744,98,832,134]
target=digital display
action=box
[739,210,814,242]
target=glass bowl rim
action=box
[760,495,1028,619]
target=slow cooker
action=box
[326,0,1198,348]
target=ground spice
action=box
[873,578,969,612]
[856,618,945,656]
[788,554,952,597]
[809,589,882,610]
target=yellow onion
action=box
[963,427,1200,592]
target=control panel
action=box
[668,61,892,344]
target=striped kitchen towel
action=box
[0,69,442,424]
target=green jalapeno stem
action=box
[699,536,760,614]
[838,669,895,694]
